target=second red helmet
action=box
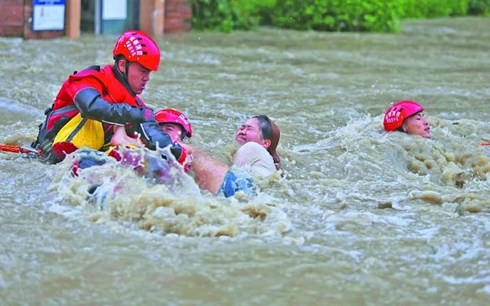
[113,30,161,71]
[155,108,193,138]
[383,100,424,132]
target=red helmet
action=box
[155,108,192,138]
[113,30,160,71]
[383,100,424,131]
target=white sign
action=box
[32,0,65,31]
[102,0,128,20]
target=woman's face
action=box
[403,112,431,138]
[235,118,269,147]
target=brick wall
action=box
[165,0,192,33]
[0,0,24,36]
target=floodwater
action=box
[1,17,490,305]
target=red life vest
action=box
[46,65,146,134]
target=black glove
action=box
[139,120,183,160]
[74,88,153,125]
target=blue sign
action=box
[33,0,65,4]
[32,0,66,31]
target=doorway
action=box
[80,0,140,35]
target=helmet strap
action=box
[112,60,137,96]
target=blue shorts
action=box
[218,169,254,198]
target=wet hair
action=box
[253,115,281,169]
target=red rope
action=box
[0,144,22,154]
[0,144,39,157]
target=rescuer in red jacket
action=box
[32,30,184,164]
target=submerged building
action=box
[0,0,191,39]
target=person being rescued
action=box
[180,115,281,198]
[108,108,193,172]
[110,108,192,147]
[31,30,186,165]
[71,108,193,185]
[383,100,431,138]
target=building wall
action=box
[164,0,191,33]
[140,0,191,35]
[0,0,191,39]
[0,0,25,36]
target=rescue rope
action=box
[0,144,40,158]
